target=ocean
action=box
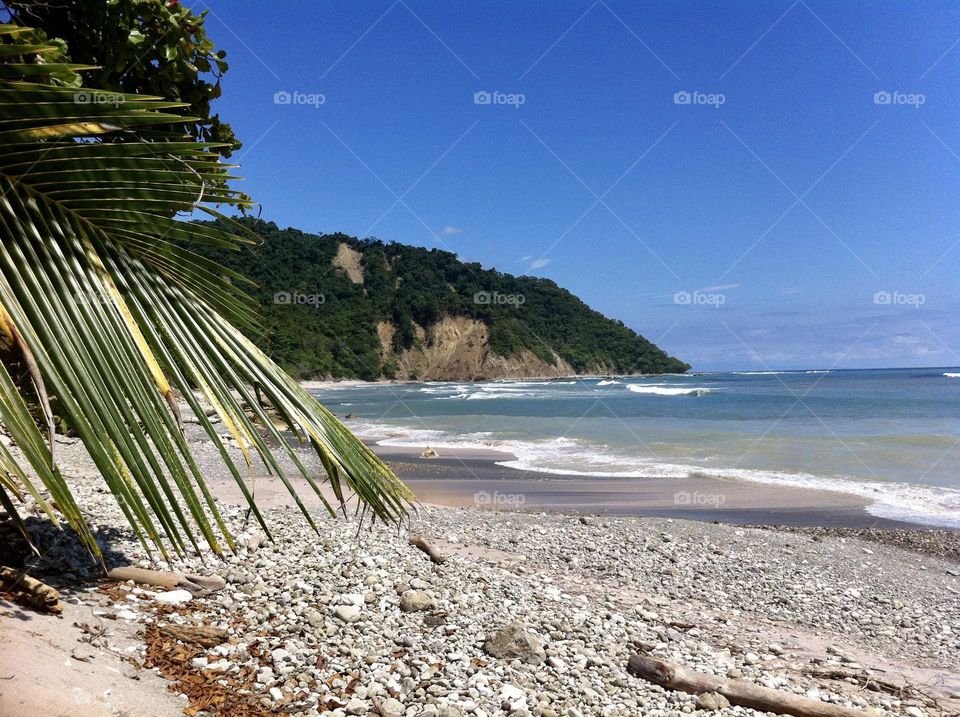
[310,368,960,529]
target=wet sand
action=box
[213,438,922,529]
[377,446,919,529]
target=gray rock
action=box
[483,622,545,665]
[399,590,433,613]
[381,697,405,715]
[696,692,731,711]
[304,607,325,628]
[345,699,368,715]
[334,605,361,623]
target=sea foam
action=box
[361,422,960,529]
[626,384,712,396]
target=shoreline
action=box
[364,441,937,531]
[297,373,682,391]
[301,377,960,532]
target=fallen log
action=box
[627,654,880,717]
[105,567,224,596]
[409,535,446,564]
[106,567,181,591]
[183,574,226,592]
[0,565,63,614]
[158,623,229,647]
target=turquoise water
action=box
[311,368,960,528]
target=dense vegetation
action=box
[0,5,411,562]
[198,219,690,380]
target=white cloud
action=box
[519,255,533,262]
[529,258,553,270]
[440,226,464,236]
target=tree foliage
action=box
[0,24,412,563]
[4,0,238,155]
[196,220,691,379]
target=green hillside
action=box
[196,219,689,380]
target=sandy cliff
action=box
[375,316,586,381]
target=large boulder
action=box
[482,622,545,664]
[399,590,433,613]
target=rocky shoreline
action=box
[1,429,959,717]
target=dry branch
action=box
[158,623,229,647]
[627,654,880,717]
[105,566,224,596]
[409,535,446,564]
[0,565,62,614]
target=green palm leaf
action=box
[0,25,414,562]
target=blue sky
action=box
[199,0,960,371]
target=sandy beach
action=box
[210,440,914,530]
[369,443,917,529]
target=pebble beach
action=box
[1,424,959,717]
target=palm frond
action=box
[0,25,414,561]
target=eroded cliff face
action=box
[375,316,580,381]
[332,242,364,284]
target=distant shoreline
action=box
[298,366,960,390]
[298,373,690,390]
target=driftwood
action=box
[106,567,225,596]
[158,623,229,647]
[0,565,63,614]
[627,654,880,717]
[408,535,446,564]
